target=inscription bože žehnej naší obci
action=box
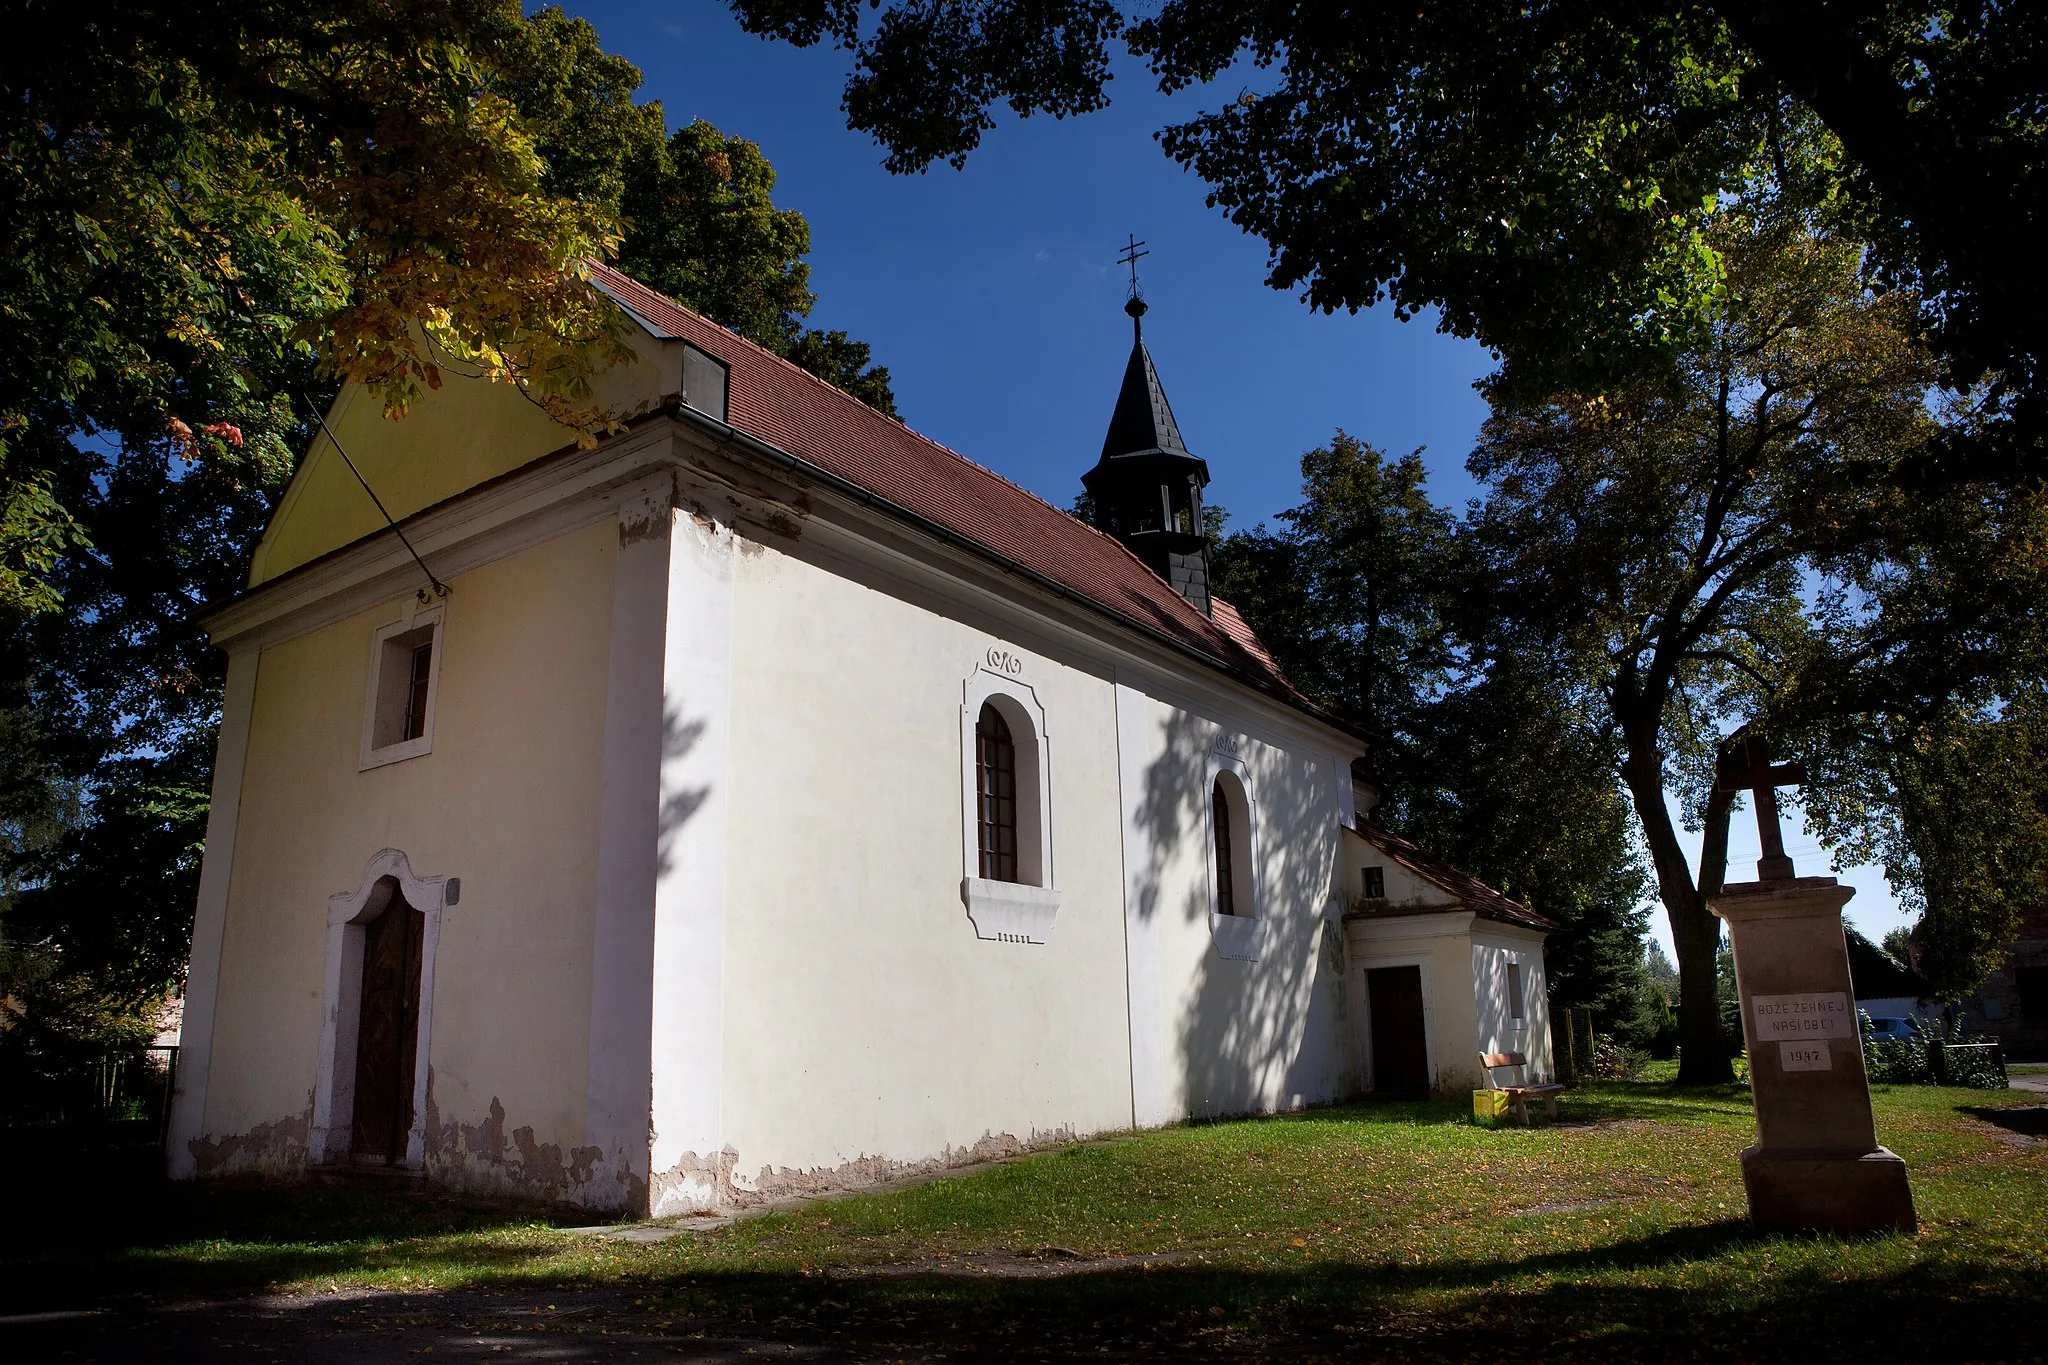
[1752,991,1853,1071]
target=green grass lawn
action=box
[9,1081,2046,1359]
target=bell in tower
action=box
[1081,291,1213,615]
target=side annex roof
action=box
[1351,822,1560,932]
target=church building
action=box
[167,265,1553,1215]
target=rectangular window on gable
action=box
[362,612,443,768]
[1362,866,1386,900]
[1506,961,1526,1024]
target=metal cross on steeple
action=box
[1715,733,1808,882]
[1118,234,1149,301]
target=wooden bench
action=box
[1480,1051,1566,1125]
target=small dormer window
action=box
[1363,866,1386,900]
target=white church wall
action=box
[707,536,1137,1201]
[1472,926,1557,1085]
[185,521,616,1196]
[1115,684,1356,1122]
[1342,916,1480,1095]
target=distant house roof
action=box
[1349,822,1561,933]
[587,263,1336,726]
[1846,929,1933,1002]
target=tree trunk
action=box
[1619,733,1735,1084]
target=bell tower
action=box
[1081,244,1212,614]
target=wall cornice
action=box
[199,406,1366,765]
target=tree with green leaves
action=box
[1798,690,2048,1004]
[619,121,896,414]
[1,3,897,1073]
[727,0,2045,482]
[1214,436,1652,1038]
[1211,434,1456,746]
[1463,209,1982,1078]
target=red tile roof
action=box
[1351,822,1560,932]
[589,262,1324,717]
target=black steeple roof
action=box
[1081,294,1214,616]
[1099,299,1190,463]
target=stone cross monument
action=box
[1709,735,1916,1232]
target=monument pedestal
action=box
[1712,876,1917,1234]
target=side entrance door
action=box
[351,893,426,1165]
[1366,965,1430,1097]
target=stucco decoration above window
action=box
[960,652,1059,943]
[1206,739,1265,961]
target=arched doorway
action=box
[350,887,425,1164]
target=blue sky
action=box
[560,1,1910,954]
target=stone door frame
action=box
[308,848,454,1168]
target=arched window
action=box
[959,665,1059,943]
[1213,777,1239,916]
[975,703,1018,882]
[1207,760,1259,950]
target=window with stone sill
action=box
[362,608,444,769]
[960,666,1059,944]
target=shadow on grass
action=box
[620,1225,2043,1363]
[0,1169,584,1313]
[1960,1103,2048,1136]
[5,1155,2041,1361]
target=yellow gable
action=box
[249,332,670,586]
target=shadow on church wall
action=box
[1130,708,1354,1120]
[654,700,710,881]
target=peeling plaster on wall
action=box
[420,1083,628,1209]
[738,1127,1080,1206]
[188,1102,312,1178]
[650,1146,741,1218]
[618,475,678,546]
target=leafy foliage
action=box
[1464,211,1958,1078]
[1214,436,1651,1036]
[0,3,896,1061]
[728,0,2048,481]
[1212,434,1455,743]
[619,121,896,414]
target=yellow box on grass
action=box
[1472,1089,1510,1127]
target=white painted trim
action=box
[1348,911,1479,942]
[165,648,261,1178]
[308,848,451,1168]
[1204,744,1265,961]
[1113,678,1173,1127]
[205,423,681,651]
[358,601,444,769]
[1350,952,1441,1095]
[648,505,738,1216]
[959,658,1059,943]
[206,410,1365,772]
[961,878,1063,944]
[585,476,678,1212]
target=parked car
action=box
[1861,1015,1925,1042]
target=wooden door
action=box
[1367,965,1430,1097]
[351,892,425,1164]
